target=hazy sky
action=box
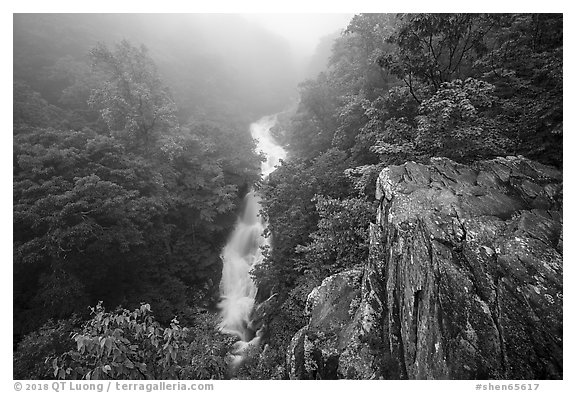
[242,13,354,56]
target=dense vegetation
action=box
[252,13,563,376]
[13,14,293,379]
[13,38,257,376]
[13,13,562,380]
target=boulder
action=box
[287,156,562,379]
[287,269,363,379]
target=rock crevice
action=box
[287,156,562,379]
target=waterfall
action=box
[218,115,286,365]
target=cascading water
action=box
[218,115,286,366]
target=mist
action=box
[13,12,564,381]
[14,13,354,123]
[242,15,352,55]
[13,13,356,349]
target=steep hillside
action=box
[288,156,562,379]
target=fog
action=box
[242,14,353,56]
[14,13,354,122]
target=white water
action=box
[218,115,286,365]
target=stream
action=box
[218,114,286,366]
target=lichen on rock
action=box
[287,156,562,380]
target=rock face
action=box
[287,156,562,379]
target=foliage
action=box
[14,40,261,343]
[51,303,227,380]
[255,149,353,293]
[380,14,492,97]
[414,78,513,161]
[254,13,562,378]
[340,14,400,96]
[13,126,170,332]
[295,196,375,280]
[13,16,290,379]
[49,56,106,129]
[14,317,82,380]
[279,13,562,180]
[332,94,370,152]
[235,344,286,380]
[13,13,563,380]
[475,14,563,166]
[355,88,420,166]
[285,75,340,159]
[344,164,385,198]
[13,14,298,125]
[13,81,67,130]
[88,41,178,153]
[179,312,230,380]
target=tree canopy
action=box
[250,13,562,379]
[14,40,261,349]
[13,13,562,380]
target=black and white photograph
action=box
[8,2,567,387]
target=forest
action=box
[13,13,562,380]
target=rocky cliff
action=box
[287,156,563,379]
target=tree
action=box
[295,196,375,280]
[13,127,170,333]
[342,13,399,97]
[88,40,178,153]
[414,78,513,161]
[14,317,82,379]
[14,40,263,342]
[380,14,494,101]
[475,14,563,166]
[351,86,420,166]
[251,13,562,379]
[285,74,340,159]
[13,81,66,130]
